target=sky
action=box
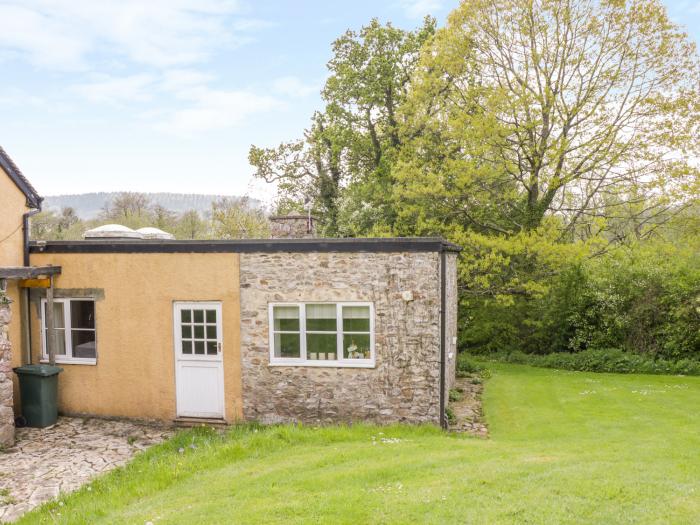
[1,0,698,203]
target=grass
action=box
[18,363,700,524]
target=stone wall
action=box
[239,250,455,425]
[444,252,459,396]
[0,301,14,447]
[269,215,317,238]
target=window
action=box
[41,298,97,364]
[269,303,374,367]
[178,305,220,356]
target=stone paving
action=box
[0,417,173,523]
[448,374,489,437]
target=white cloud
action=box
[156,87,281,136]
[398,0,443,19]
[72,74,157,104]
[272,76,320,98]
[0,0,266,71]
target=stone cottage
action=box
[0,146,459,447]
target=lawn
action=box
[19,364,700,524]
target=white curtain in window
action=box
[342,306,369,319]
[273,306,299,319]
[306,304,336,319]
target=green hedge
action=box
[467,349,700,376]
[461,240,700,361]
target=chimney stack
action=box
[269,214,317,238]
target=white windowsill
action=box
[40,358,97,366]
[269,360,376,369]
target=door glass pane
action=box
[273,306,299,331]
[206,325,217,339]
[182,341,193,354]
[343,306,370,332]
[193,309,204,323]
[344,334,371,359]
[206,310,216,323]
[181,309,191,323]
[194,325,204,339]
[72,330,96,358]
[43,302,65,328]
[44,329,67,355]
[307,333,338,360]
[194,341,205,355]
[70,301,95,329]
[306,304,337,331]
[206,341,218,355]
[181,325,192,338]
[274,333,300,358]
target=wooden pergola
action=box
[0,266,62,365]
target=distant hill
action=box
[43,192,261,219]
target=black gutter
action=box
[439,250,447,429]
[30,237,462,254]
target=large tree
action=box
[395,0,699,240]
[250,18,436,235]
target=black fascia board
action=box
[29,237,462,254]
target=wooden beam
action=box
[19,278,51,288]
[0,266,62,279]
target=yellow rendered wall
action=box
[0,166,30,412]
[28,252,242,422]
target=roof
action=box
[0,145,42,209]
[29,237,462,254]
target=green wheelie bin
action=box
[13,364,63,427]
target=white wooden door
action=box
[174,302,224,419]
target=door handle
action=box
[217,342,222,354]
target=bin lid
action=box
[13,364,63,376]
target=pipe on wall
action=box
[439,249,447,429]
[21,207,41,365]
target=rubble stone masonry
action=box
[0,302,14,447]
[239,250,457,425]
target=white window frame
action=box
[40,298,97,365]
[268,302,375,368]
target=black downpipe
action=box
[439,249,447,429]
[22,207,41,365]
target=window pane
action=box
[343,306,370,332]
[194,325,204,339]
[44,329,67,355]
[273,306,299,331]
[70,301,95,329]
[206,310,216,323]
[344,334,371,359]
[72,330,96,358]
[306,304,337,331]
[206,341,218,355]
[182,325,192,338]
[307,333,338,360]
[181,309,191,323]
[193,310,204,323]
[194,341,205,355]
[182,341,193,354]
[43,302,65,329]
[206,325,217,339]
[274,333,300,358]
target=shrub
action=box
[449,389,463,402]
[457,353,488,377]
[476,348,700,376]
[462,239,700,362]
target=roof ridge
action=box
[0,145,42,208]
